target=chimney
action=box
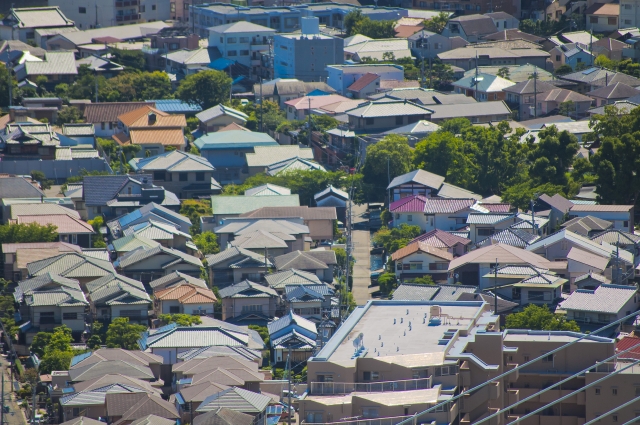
[148,113,157,125]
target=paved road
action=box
[351,230,371,306]
[0,356,26,425]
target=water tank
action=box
[301,16,320,35]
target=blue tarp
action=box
[209,58,235,71]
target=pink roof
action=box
[480,203,512,213]
[390,195,427,213]
[17,215,94,234]
[285,94,351,110]
[410,229,472,247]
[616,336,640,360]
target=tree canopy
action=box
[159,314,203,326]
[362,135,414,202]
[177,70,232,110]
[36,325,75,374]
[105,317,147,349]
[344,10,395,38]
[505,304,580,332]
[0,222,58,244]
[193,231,220,255]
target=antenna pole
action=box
[494,258,498,314]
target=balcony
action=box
[505,363,519,383]
[116,14,141,22]
[308,377,432,395]
[301,415,413,425]
[507,415,585,425]
[115,0,138,6]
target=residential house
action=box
[208,22,276,71]
[107,202,192,238]
[113,245,203,283]
[284,94,350,121]
[239,206,337,241]
[121,221,196,254]
[75,56,124,78]
[558,67,640,94]
[264,157,325,176]
[391,242,454,282]
[273,250,336,282]
[113,105,187,156]
[485,12,520,30]
[343,38,410,63]
[14,51,77,86]
[483,29,545,44]
[482,266,566,306]
[172,382,231,422]
[245,184,291,197]
[438,46,550,71]
[0,177,45,213]
[245,145,315,177]
[314,186,349,223]
[504,79,556,120]
[149,271,209,292]
[347,73,382,99]
[569,204,635,231]
[13,213,94,248]
[26,252,116,286]
[138,323,265,364]
[148,99,202,117]
[70,349,163,381]
[409,229,472,257]
[170,348,262,385]
[388,169,445,201]
[452,73,515,102]
[0,7,75,43]
[536,193,574,228]
[560,284,639,330]
[284,284,333,322]
[206,247,271,288]
[83,102,154,138]
[254,80,336,109]
[586,3,619,33]
[591,229,640,257]
[87,273,151,323]
[142,28,200,72]
[441,15,498,42]
[447,242,552,287]
[574,272,610,290]
[534,89,593,119]
[408,30,468,60]
[61,123,96,147]
[0,122,60,160]
[165,48,219,81]
[390,196,479,233]
[274,20,344,82]
[206,194,300,228]
[14,273,87,340]
[592,37,627,61]
[587,83,640,107]
[560,215,613,237]
[549,43,593,70]
[346,100,433,132]
[195,387,272,425]
[193,408,253,425]
[193,131,278,184]
[81,175,180,220]
[263,268,323,294]
[218,280,279,324]
[213,218,310,253]
[129,151,220,199]
[104,393,179,425]
[476,227,541,248]
[326,64,404,96]
[154,284,217,316]
[268,311,318,364]
[195,105,248,133]
[428,101,512,123]
[2,242,80,281]
[50,0,172,30]
[466,213,518,244]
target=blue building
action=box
[267,311,318,363]
[193,130,278,184]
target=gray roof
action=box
[206,247,270,268]
[211,195,300,216]
[284,285,326,302]
[346,100,433,118]
[437,183,482,200]
[591,229,640,246]
[128,415,176,425]
[59,417,106,425]
[140,324,264,350]
[387,169,445,190]
[8,7,74,28]
[245,145,314,168]
[193,407,253,425]
[449,14,498,36]
[177,345,261,362]
[314,185,349,201]
[561,215,612,236]
[149,271,208,290]
[218,280,278,299]
[267,311,317,335]
[245,184,291,197]
[85,273,145,294]
[70,360,155,382]
[16,51,77,77]
[560,284,638,314]
[428,101,511,120]
[477,227,540,248]
[391,283,477,301]
[196,387,272,413]
[538,193,574,213]
[114,245,203,269]
[130,151,214,172]
[83,175,153,207]
[27,252,115,279]
[264,269,322,288]
[0,177,45,198]
[14,272,80,303]
[196,104,248,123]
[62,123,95,137]
[383,120,441,136]
[208,21,276,33]
[50,21,170,47]
[466,213,516,224]
[587,82,640,100]
[273,250,336,271]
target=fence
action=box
[301,415,415,425]
[309,377,432,395]
[0,158,112,182]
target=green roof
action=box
[194,130,278,150]
[110,233,160,252]
[212,194,300,215]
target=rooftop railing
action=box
[308,377,432,395]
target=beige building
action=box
[218,280,279,323]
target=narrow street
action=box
[349,204,371,306]
[0,356,26,425]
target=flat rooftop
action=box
[304,388,440,406]
[313,300,490,363]
[503,330,613,344]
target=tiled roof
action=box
[503,78,557,95]
[390,241,454,261]
[130,150,214,172]
[196,387,272,413]
[285,94,351,110]
[218,122,250,132]
[466,213,516,224]
[16,214,94,234]
[389,195,427,213]
[616,336,640,360]
[480,203,512,213]
[436,183,481,200]
[476,228,540,248]
[267,310,317,336]
[453,73,515,93]
[423,198,476,214]
[209,21,276,33]
[70,360,155,382]
[560,284,637,313]
[587,82,640,100]
[590,229,640,246]
[574,272,609,285]
[9,203,79,220]
[82,175,151,207]
[409,229,472,248]
[266,157,325,176]
[245,184,291,197]
[570,204,634,212]
[428,101,511,120]
[193,407,253,425]
[561,215,612,236]
[482,29,544,43]
[147,99,203,114]
[348,73,380,92]
[264,269,322,288]
[111,233,161,252]
[346,100,433,118]
[387,169,445,190]
[114,245,203,269]
[60,417,106,425]
[18,51,77,77]
[154,284,217,304]
[71,348,162,368]
[585,2,619,15]
[218,280,278,298]
[125,128,186,147]
[0,177,44,198]
[240,206,336,220]
[449,243,551,270]
[149,271,208,290]
[140,324,262,350]
[27,252,115,279]
[273,250,336,271]
[196,104,248,123]
[205,247,270,268]
[84,102,155,124]
[112,393,179,422]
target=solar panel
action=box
[582,68,598,75]
[119,209,142,227]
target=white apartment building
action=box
[49,0,170,29]
[208,21,276,72]
[620,0,640,29]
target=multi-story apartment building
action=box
[299,299,639,425]
[50,0,170,29]
[412,0,520,17]
[209,21,275,73]
[189,3,409,38]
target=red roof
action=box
[616,336,640,360]
[423,198,476,214]
[347,73,380,92]
[481,203,512,213]
[410,229,472,248]
[390,195,427,213]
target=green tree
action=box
[133,71,173,100]
[38,326,75,373]
[56,106,83,125]
[501,182,566,210]
[109,48,146,70]
[362,135,413,202]
[554,64,573,76]
[87,334,103,350]
[0,222,58,244]
[344,10,395,38]
[423,11,449,33]
[105,317,146,349]
[30,332,52,357]
[39,350,75,374]
[409,275,435,285]
[372,224,421,253]
[558,100,575,117]
[496,67,511,80]
[377,272,397,295]
[159,314,203,326]
[591,131,640,205]
[505,304,580,331]
[30,170,52,190]
[0,63,17,107]
[47,325,72,352]
[177,70,232,110]
[248,325,270,346]
[528,125,579,186]
[193,232,219,255]
[87,216,107,248]
[180,199,212,236]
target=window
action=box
[612,388,618,395]
[626,19,632,24]
[528,291,550,301]
[153,171,166,181]
[72,408,80,417]
[613,415,618,422]
[323,328,330,338]
[407,214,413,222]
[169,306,180,314]
[543,354,553,362]
[171,2,176,12]
[494,93,498,100]
[227,37,237,43]
[396,116,403,125]
[624,221,629,228]
[240,50,249,56]
[40,311,55,324]
[185,3,189,9]
[79,7,87,13]
[228,50,237,56]
[598,314,610,323]
[595,387,601,395]
[195,172,205,181]
[179,173,188,181]
[626,3,632,8]
[152,4,156,10]
[239,36,249,43]
[363,371,379,381]
[62,312,77,320]
[429,263,448,270]
[590,16,598,23]
[608,17,617,25]
[523,355,529,362]
[140,5,146,12]
[477,228,495,236]
[241,305,263,312]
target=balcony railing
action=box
[309,377,432,395]
[301,415,414,425]
[116,14,141,22]
[115,0,138,7]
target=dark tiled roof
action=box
[82,175,152,206]
[537,193,573,214]
[83,102,155,123]
[0,177,45,198]
[587,82,640,99]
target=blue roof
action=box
[307,89,331,96]
[146,99,202,113]
[209,58,235,71]
[70,351,92,367]
[194,130,278,150]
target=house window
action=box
[39,312,55,324]
[228,50,237,56]
[598,314,610,322]
[595,387,601,395]
[613,415,618,422]
[407,214,413,222]
[241,305,263,312]
[317,374,333,382]
[363,371,380,381]
[429,263,448,270]
[63,312,78,320]
[624,221,629,228]
[590,16,598,23]
[625,3,632,8]
[171,2,176,12]
[239,36,249,43]
[179,173,188,181]
[477,228,495,236]
[543,354,553,362]
[153,171,166,181]
[152,4,156,10]
[169,306,180,314]
[72,408,80,417]
[195,172,205,181]
[608,17,617,25]
[79,7,87,13]
[555,55,561,61]
[227,37,237,43]
[240,50,249,56]
[612,388,618,395]
[362,408,379,418]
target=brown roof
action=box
[118,105,187,128]
[127,129,186,146]
[450,14,498,36]
[106,393,151,417]
[154,284,217,303]
[585,2,619,15]
[410,229,472,248]
[538,193,574,214]
[2,242,80,254]
[540,88,593,103]
[379,80,421,90]
[482,29,545,43]
[84,102,155,124]
[16,215,94,234]
[592,37,627,52]
[16,248,70,269]
[504,79,558,95]
[570,204,634,212]
[394,25,424,38]
[193,407,254,425]
[348,73,381,92]
[391,241,454,261]
[218,122,250,132]
[587,82,640,100]
[240,206,337,220]
[113,394,179,423]
[448,243,552,270]
[178,381,230,403]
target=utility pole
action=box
[307,96,312,146]
[31,379,36,425]
[429,57,432,89]
[7,45,12,108]
[259,77,263,132]
[229,61,233,102]
[533,65,538,118]
[590,29,593,66]
[1,364,4,425]
[420,31,425,88]
[95,4,98,28]
[387,157,390,207]
[287,347,292,425]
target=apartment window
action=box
[523,356,530,362]
[184,3,189,9]
[169,306,180,314]
[612,388,618,395]
[79,7,87,13]
[543,354,553,362]
[179,173,188,181]
[363,371,380,381]
[590,16,598,23]
[227,37,237,43]
[152,4,156,10]
[365,118,374,125]
[626,19,632,24]
[241,305,263,312]
[228,50,237,56]
[635,387,640,395]
[195,172,205,181]
[429,263,448,270]
[613,415,618,422]
[62,312,78,320]
[240,50,249,56]
[170,3,176,12]
[140,5,146,12]
[322,328,330,338]
[239,36,249,43]
[435,404,446,412]
[362,408,379,419]
[598,314,610,323]
[608,17,617,25]
[407,214,413,222]
[595,387,601,395]
[626,3,632,8]
[72,408,80,417]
